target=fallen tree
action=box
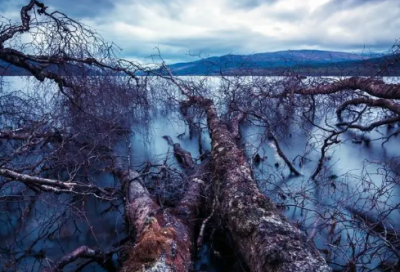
[116,146,209,272]
[179,96,331,272]
[2,1,400,272]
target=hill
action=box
[1,50,399,77]
[159,50,400,76]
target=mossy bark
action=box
[119,150,207,272]
[184,96,331,272]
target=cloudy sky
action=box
[2,0,400,64]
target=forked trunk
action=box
[183,96,331,272]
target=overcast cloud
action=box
[1,0,399,64]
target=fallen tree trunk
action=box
[183,96,331,272]
[118,138,208,272]
[119,169,192,272]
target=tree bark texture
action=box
[183,96,331,272]
[119,146,207,272]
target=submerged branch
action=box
[270,133,301,176]
[43,245,118,272]
[0,168,116,199]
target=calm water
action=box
[1,76,400,271]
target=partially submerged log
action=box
[120,172,190,272]
[183,96,331,272]
[163,135,195,169]
[118,140,208,272]
[173,143,195,169]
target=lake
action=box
[1,75,400,271]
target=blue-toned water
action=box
[1,76,400,271]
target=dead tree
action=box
[179,96,331,272]
[0,2,149,271]
[227,73,400,271]
[3,1,400,272]
[114,148,209,272]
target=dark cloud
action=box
[110,19,398,63]
[1,0,399,63]
[43,0,116,18]
[149,24,398,63]
[116,27,269,63]
[0,0,116,20]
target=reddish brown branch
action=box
[337,116,400,131]
[42,245,117,272]
[295,77,400,99]
[336,97,400,117]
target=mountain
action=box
[1,50,399,77]
[159,50,399,76]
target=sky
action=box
[1,0,400,64]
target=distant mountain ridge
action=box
[204,49,377,63]
[161,49,393,76]
[1,50,398,76]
